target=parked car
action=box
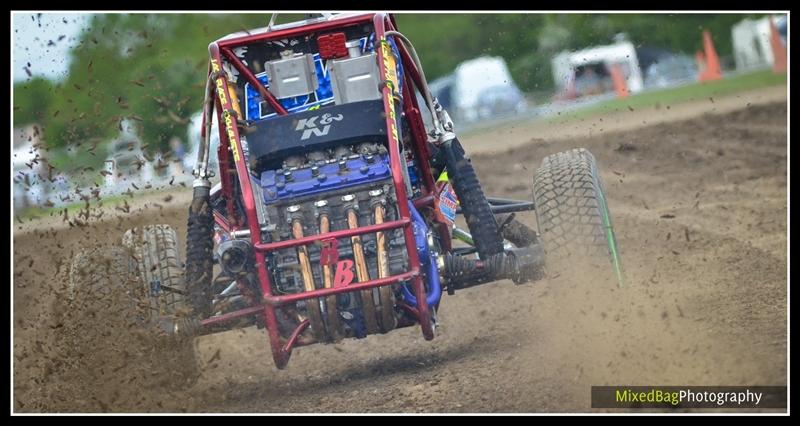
[13,171,46,211]
[452,56,522,123]
[643,54,698,89]
[476,84,529,119]
[103,136,154,195]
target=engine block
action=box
[256,142,409,337]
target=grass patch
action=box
[462,69,786,138]
[558,69,786,120]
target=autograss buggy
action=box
[85,13,623,370]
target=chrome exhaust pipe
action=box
[371,189,396,333]
[289,206,326,341]
[316,200,344,342]
[343,195,379,335]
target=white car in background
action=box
[12,141,46,210]
[451,56,525,123]
[13,171,46,211]
[643,54,698,89]
[475,84,529,120]
[102,136,154,196]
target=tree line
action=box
[14,13,764,158]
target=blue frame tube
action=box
[400,201,442,308]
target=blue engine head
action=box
[260,153,392,205]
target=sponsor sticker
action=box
[438,183,458,225]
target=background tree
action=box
[13,12,767,164]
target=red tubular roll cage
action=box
[202,13,446,368]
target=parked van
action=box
[732,14,787,71]
[551,41,645,99]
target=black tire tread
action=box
[533,148,612,258]
[68,246,141,311]
[122,224,188,318]
[67,242,201,390]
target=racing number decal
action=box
[380,40,400,145]
[381,40,399,95]
[333,259,356,287]
[211,59,241,162]
[223,112,239,162]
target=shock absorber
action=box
[443,244,546,291]
[440,137,505,260]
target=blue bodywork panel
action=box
[244,53,335,121]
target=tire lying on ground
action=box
[121,224,201,385]
[68,245,142,310]
[532,148,623,286]
[65,225,201,393]
[122,224,191,320]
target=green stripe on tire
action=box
[596,183,624,288]
[533,148,625,289]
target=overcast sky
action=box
[12,12,92,82]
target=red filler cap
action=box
[317,32,348,60]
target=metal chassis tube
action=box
[456,198,536,215]
[373,13,434,340]
[201,13,433,369]
[208,42,294,366]
[387,18,453,253]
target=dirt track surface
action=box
[13,92,787,413]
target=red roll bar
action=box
[202,13,436,368]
